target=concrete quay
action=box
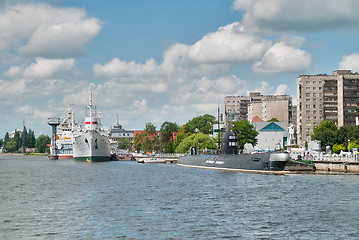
[313,160,359,173]
[302,154,359,173]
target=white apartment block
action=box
[296,70,359,146]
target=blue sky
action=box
[1,0,359,137]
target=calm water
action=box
[1,156,359,239]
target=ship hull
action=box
[73,130,111,162]
[177,152,289,172]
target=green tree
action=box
[346,126,359,143]
[160,121,178,140]
[349,140,359,152]
[35,134,51,153]
[173,124,191,150]
[13,130,21,151]
[118,138,132,150]
[164,140,175,153]
[27,129,36,148]
[133,132,144,152]
[160,121,178,153]
[332,143,346,154]
[3,132,9,152]
[311,120,338,150]
[186,114,216,134]
[144,122,156,133]
[175,132,216,153]
[268,117,279,122]
[141,132,161,153]
[133,123,161,153]
[232,120,258,149]
[337,126,349,144]
[21,126,28,152]
[5,139,18,153]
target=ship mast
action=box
[85,87,98,130]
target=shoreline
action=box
[0,153,48,156]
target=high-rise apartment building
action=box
[224,92,293,127]
[296,70,359,145]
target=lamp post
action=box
[348,139,351,152]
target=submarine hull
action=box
[177,152,289,172]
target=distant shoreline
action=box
[0,153,47,156]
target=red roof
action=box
[251,116,264,123]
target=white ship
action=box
[72,89,111,162]
[52,105,78,158]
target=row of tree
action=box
[0,126,51,153]
[311,120,359,153]
[124,114,258,154]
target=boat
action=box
[52,105,78,159]
[137,157,166,164]
[177,131,290,173]
[72,89,111,162]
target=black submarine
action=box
[177,130,290,173]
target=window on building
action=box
[313,87,316,90]
[306,93,310,97]
[306,87,310,90]
[313,104,316,108]
[313,93,316,97]
[313,81,316,84]
[319,93,322,97]
[306,104,310,108]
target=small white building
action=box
[253,122,288,151]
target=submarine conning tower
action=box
[221,131,238,155]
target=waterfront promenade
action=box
[303,153,359,173]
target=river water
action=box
[0,155,359,239]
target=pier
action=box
[302,154,359,173]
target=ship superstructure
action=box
[72,89,111,162]
[50,105,78,158]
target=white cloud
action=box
[151,83,168,93]
[23,58,76,78]
[0,3,102,59]
[93,58,160,78]
[4,58,76,79]
[232,0,359,33]
[338,53,359,72]
[17,104,55,123]
[187,24,271,63]
[248,81,272,95]
[3,66,22,78]
[274,84,289,95]
[252,43,312,73]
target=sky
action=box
[1,0,359,137]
